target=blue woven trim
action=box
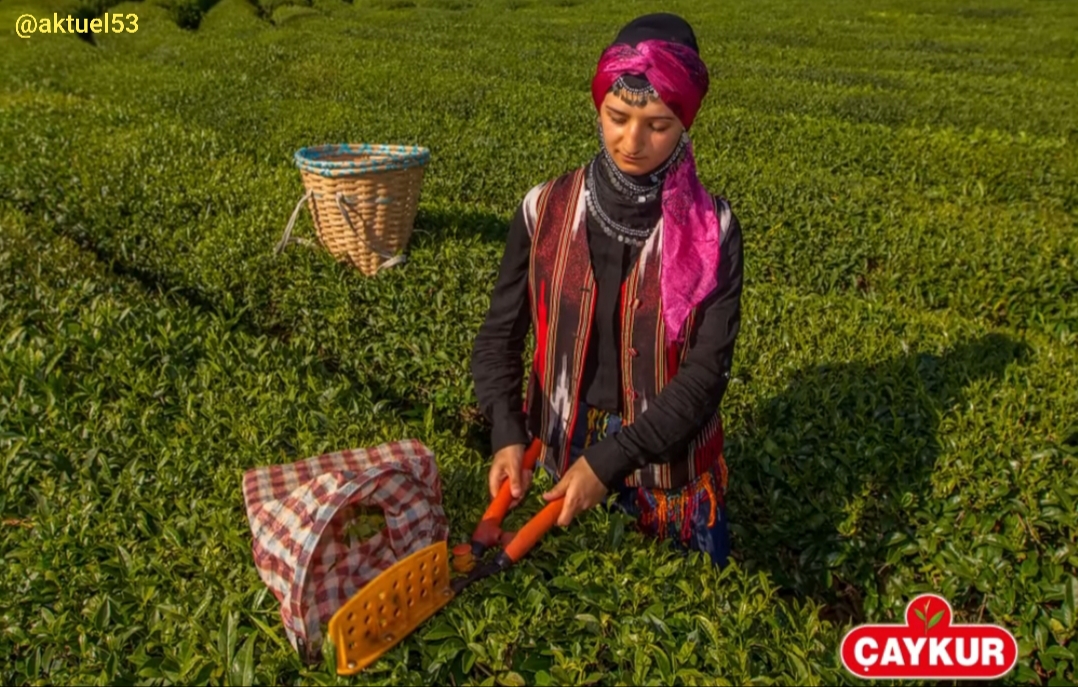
[294,143,430,177]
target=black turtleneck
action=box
[470,159,744,490]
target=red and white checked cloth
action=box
[242,439,448,662]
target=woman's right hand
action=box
[489,443,532,508]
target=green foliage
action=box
[1,0,1076,685]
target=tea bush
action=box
[1,0,1076,684]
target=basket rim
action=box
[295,143,430,172]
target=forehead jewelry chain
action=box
[612,75,660,108]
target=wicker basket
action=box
[275,143,430,276]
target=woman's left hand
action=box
[542,457,609,527]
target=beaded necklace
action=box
[586,121,688,247]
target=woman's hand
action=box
[489,443,532,508]
[542,457,608,527]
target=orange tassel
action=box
[702,471,717,528]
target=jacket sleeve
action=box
[584,204,744,489]
[470,201,534,454]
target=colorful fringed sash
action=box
[577,406,726,546]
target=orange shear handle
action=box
[472,438,543,548]
[502,497,564,563]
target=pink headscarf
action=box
[591,40,720,346]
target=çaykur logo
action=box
[840,593,1019,680]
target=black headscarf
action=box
[613,12,700,52]
[611,13,700,91]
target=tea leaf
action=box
[927,611,944,630]
[1064,576,1076,630]
[497,672,526,687]
[229,634,255,687]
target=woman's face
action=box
[599,90,684,176]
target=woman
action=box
[470,13,743,568]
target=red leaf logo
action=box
[840,593,1018,680]
[912,598,945,636]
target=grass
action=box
[1,0,1076,684]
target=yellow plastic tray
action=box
[327,541,454,675]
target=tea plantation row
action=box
[2,0,1077,684]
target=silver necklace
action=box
[585,160,654,247]
[596,122,687,204]
[585,124,690,246]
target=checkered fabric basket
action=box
[242,439,448,663]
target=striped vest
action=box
[521,166,728,492]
